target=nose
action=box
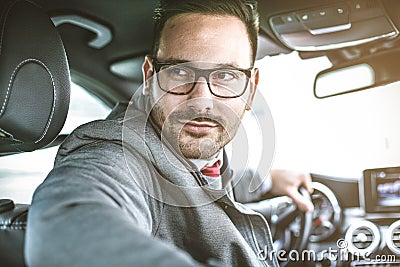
[186,77,214,112]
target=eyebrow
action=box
[158,57,249,69]
[160,58,190,64]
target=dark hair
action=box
[151,0,259,63]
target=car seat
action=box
[0,0,70,266]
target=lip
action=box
[179,119,218,134]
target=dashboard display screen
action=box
[363,167,400,213]
[376,175,400,207]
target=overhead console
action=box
[269,0,399,51]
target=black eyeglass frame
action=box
[152,59,254,98]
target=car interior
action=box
[1,0,400,266]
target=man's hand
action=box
[269,169,314,213]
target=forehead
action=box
[157,13,253,67]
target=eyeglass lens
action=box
[157,65,249,98]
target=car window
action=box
[0,83,111,203]
[256,52,400,178]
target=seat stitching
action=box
[0,126,16,140]
[0,59,28,115]
[33,59,56,143]
[0,222,27,226]
[0,226,26,230]
[0,221,27,230]
[0,59,57,144]
[0,219,27,225]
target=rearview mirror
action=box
[314,49,400,98]
[314,64,375,98]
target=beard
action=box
[150,97,241,160]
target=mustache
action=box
[168,110,227,127]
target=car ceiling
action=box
[30,0,400,106]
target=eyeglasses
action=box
[152,59,253,98]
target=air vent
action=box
[345,220,381,256]
[353,227,374,249]
[386,220,400,255]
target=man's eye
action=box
[167,67,191,78]
[214,71,238,82]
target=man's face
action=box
[143,13,258,160]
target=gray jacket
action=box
[25,94,279,267]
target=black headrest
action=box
[0,0,70,154]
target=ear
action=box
[245,67,259,111]
[142,55,154,96]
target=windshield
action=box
[256,52,400,178]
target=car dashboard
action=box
[304,167,400,267]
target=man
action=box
[26,0,312,266]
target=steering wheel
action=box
[246,188,313,266]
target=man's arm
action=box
[233,168,314,212]
[269,169,314,212]
[25,142,202,267]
